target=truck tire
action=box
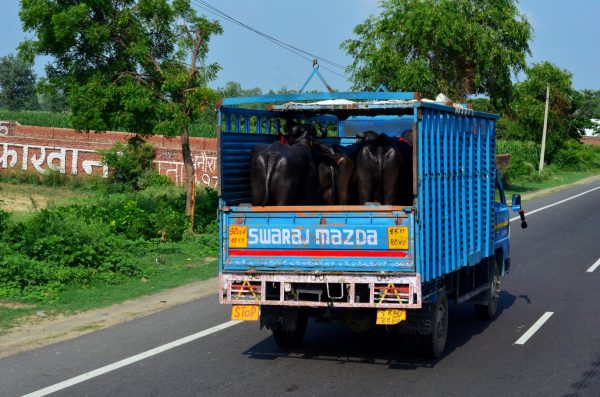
[272,313,308,348]
[474,261,500,320]
[424,289,448,359]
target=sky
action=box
[1,0,598,93]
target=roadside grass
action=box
[0,236,218,333]
[0,181,91,213]
[0,175,220,333]
[504,169,600,198]
[0,307,37,334]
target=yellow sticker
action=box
[388,226,409,249]
[231,305,259,321]
[228,225,248,248]
[376,309,407,325]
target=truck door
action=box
[493,174,509,259]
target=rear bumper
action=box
[219,272,422,309]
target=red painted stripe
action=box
[228,249,407,258]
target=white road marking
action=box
[510,185,600,222]
[514,312,554,345]
[22,320,242,397]
[587,257,600,273]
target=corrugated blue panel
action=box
[434,110,441,280]
[417,108,496,283]
[220,133,277,205]
[442,113,450,273]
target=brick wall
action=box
[0,121,219,188]
[582,136,600,147]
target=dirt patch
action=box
[0,278,218,359]
[0,193,48,212]
[0,302,36,309]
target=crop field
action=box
[0,110,71,129]
[0,109,217,137]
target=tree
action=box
[37,77,69,112]
[341,0,532,108]
[19,0,222,229]
[218,81,262,97]
[508,62,593,157]
[0,54,38,110]
[578,89,600,134]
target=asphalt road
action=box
[2,181,600,397]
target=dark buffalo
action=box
[250,123,333,206]
[355,131,413,205]
[318,143,359,205]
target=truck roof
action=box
[220,91,499,120]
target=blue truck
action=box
[217,91,524,357]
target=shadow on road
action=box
[562,356,600,397]
[243,291,516,369]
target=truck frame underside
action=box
[220,272,422,309]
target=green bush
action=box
[0,254,59,301]
[194,187,219,232]
[553,140,600,171]
[99,136,156,190]
[137,170,173,189]
[196,222,219,255]
[0,205,146,301]
[0,170,42,185]
[501,156,535,185]
[18,208,135,271]
[40,168,68,186]
[0,208,9,235]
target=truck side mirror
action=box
[511,194,522,212]
[511,194,528,229]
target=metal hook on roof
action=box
[299,59,335,93]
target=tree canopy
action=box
[508,62,593,143]
[218,81,262,98]
[341,0,532,108]
[578,89,600,134]
[0,54,38,111]
[19,0,222,227]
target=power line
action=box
[194,0,346,70]
[190,0,347,79]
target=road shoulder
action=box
[520,174,600,201]
[0,277,218,359]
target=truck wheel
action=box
[424,289,448,359]
[272,313,307,348]
[475,261,500,320]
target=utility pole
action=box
[539,83,550,172]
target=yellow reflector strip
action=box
[495,221,509,230]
